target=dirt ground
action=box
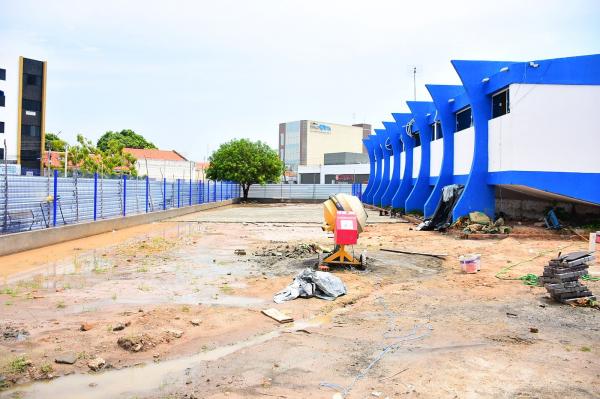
[0,203,598,399]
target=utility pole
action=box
[413,67,417,101]
[64,144,69,177]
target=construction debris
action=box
[539,251,596,303]
[459,212,512,235]
[273,268,347,303]
[261,308,293,323]
[255,243,318,258]
[381,248,447,259]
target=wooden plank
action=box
[261,308,293,323]
[380,248,447,259]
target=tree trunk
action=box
[243,184,250,201]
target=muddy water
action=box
[0,330,282,399]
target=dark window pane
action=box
[0,148,4,160]
[0,68,5,80]
[0,94,5,107]
[24,73,42,86]
[492,89,509,118]
[22,99,41,112]
[0,121,4,133]
[413,131,421,147]
[22,124,41,137]
[456,107,472,132]
[430,121,443,141]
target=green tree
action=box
[45,132,67,152]
[96,129,156,152]
[206,139,284,200]
[67,134,138,176]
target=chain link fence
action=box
[0,171,239,234]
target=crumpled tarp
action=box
[273,268,347,303]
[417,184,464,231]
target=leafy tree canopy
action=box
[45,132,67,152]
[96,129,156,152]
[67,134,138,176]
[206,139,283,200]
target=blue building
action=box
[362,54,600,220]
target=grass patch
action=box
[40,363,54,374]
[1,288,19,297]
[580,346,591,352]
[219,285,235,294]
[137,285,152,292]
[56,301,66,309]
[181,305,190,312]
[136,266,149,273]
[7,356,29,374]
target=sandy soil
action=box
[0,203,598,399]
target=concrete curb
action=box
[0,199,239,256]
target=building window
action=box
[0,68,5,80]
[456,107,472,132]
[0,121,4,133]
[22,124,41,137]
[0,91,4,107]
[412,131,421,147]
[492,88,510,118]
[0,148,4,160]
[430,121,443,140]
[22,99,41,112]
[24,73,42,86]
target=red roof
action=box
[124,148,188,161]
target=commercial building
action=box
[124,148,193,180]
[298,152,369,184]
[362,54,600,219]
[278,120,370,172]
[0,55,47,174]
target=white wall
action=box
[305,121,364,165]
[400,152,406,177]
[489,84,600,173]
[454,126,474,176]
[430,139,443,177]
[137,159,195,181]
[412,147,421,178]
[0,55,20,160]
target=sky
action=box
[1,0,599,161]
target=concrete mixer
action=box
[318,193,368,269]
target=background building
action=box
[0,55,47,174]
[124,148,194,180]
[278,120,370,173]
[298,151,369,184]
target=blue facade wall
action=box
[362,53,600,216]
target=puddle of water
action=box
[0,330,281,399]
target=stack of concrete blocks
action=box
[540,252,595,303]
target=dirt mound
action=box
[117,334,156,352]
[254,243,320,258]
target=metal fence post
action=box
[93,172,98,221]
[220,181,223,201]
[53,170,58,227]
[177,178,181,208]
[123,175,127,216]
[213,181,217,202]
[145,176,149,213]
[163,178,167,210]
[189,178,192,206]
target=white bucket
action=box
[459,254,481,273]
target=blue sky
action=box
[1,0,599,161]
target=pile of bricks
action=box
[540,251,595,303]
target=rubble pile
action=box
[539,251,596,303]
[254,243,320,258]
[460,212,512,235]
